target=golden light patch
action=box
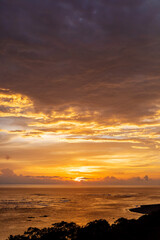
[68,166,101,173]
[132,146,150,149]
[0,91,32,108]
[74,177,86,182]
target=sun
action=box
[74,177,85,182]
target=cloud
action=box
[83,175,160,186]
[0,169,72,185]
[1,169,160,185]
[1,168,15,176]
[0,0,160,180]
[5,155,10,160]
[0,89,159,147]
[0,0,160,123]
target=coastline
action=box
[130,204,160,214]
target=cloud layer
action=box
[0,0,160,182]
[1,0,160,121]
[1,169,160,185]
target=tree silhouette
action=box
[8,210,160,240]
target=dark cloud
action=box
[1,168,15,176]
[5,155,10,160]
[0,0,160,123]
[84,175,160,186]
[0,169,160,185]
[0,169,72,185]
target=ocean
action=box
[0,186,160,240]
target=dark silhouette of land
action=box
[130,204,160,214]
[7,210,160,240]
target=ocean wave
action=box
[0,197,71,209]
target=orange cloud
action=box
[0,88,160,181]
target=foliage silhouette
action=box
[8,210,160,240]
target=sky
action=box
[0,0,160,185]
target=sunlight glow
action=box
[74,177,86,182]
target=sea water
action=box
[0,186,160,240]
